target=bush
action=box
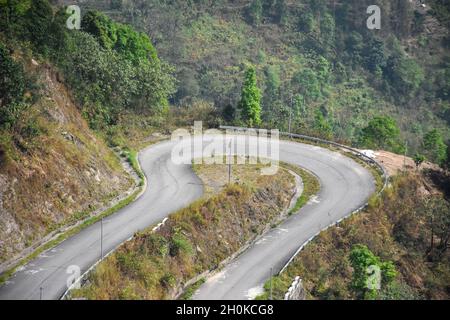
[359,116,404,153]
[423,129,448,165]
[160,273,176,289]
[349,244,397,299]
[82,10,158,64]
[0,43,30,129]
[0,44,26,105]
[170,231,193,256]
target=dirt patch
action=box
[368,150,440,177]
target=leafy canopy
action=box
[238,66,262,127]
[0,43,29,129]
[423,129,448,165]
[349,244,397,299]
[82,11,158,64]
[359,116,403,152]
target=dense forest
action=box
[0,0,175,130]
[1,0,449,166]
[52,0,450,166]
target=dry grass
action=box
[0,63,132,264]
[70,161,297,300]
[259,172,450,300]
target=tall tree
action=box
[0,43,29,129]
[249,0,263,26]
[25,0,53,54]
[313,109,332,139]
[238,66,262,127]
[423,129,448,165]
[292,68,321,103]
[349,244,397,299]
[359,116,402,152]
[384,51,424,96]
[364,37,386,73]
[320,13,335,49]
[274,0,288,25]
[262,65,280,122]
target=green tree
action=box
[82,10,158,64]
[364,37,386,73]
[320,13,335,48]
[238,66,262,127]
[345,31,365,67]
[435,64,450,101]
[0,43,29,129]
[298,12,314,33]
[349,244,397,299]
[308,0,327,15]
[413,153,426,170]
[315,56,331,84]
[359,116,402,152]
[82,11,118,50]
[0,43,26,107]
[25,0,53,55]
[293,94,306,120]
[47,8,70,61]
[0,0,31,34]
[423,129,448,165]
[264,66,280,101]
[385,52,424,95]
[292,68,321,103]
[274,0,288,25]
[313,109,332,139]
[249,0,263,26]
[262,65,280,122]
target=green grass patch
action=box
[280,162,320,216]
[123,148,145,186]
[179,278,206,300]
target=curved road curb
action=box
[0,132,381,300]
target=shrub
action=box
[170,231,193,256]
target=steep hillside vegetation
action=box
[61,0,450,164]
[262,171,450,300]
[0,0,174,264]
[0,48,133,264]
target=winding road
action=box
[0,134,375,300]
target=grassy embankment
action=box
[0,141,146,285]
[70,160,320,300]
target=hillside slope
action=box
[264,170,450,300]
[64,0,450,160]
[0,50,133,265]
[0,0,175,267]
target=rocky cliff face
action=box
[0,57,133,264]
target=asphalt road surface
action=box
[0,134,374,300]
[192,136,375,300]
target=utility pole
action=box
[288,94,293,139]
[100,218,104,261]
[39,287,43,300]
[403,141,408,173]
[228,139,232,185]
[269,267,273,300]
